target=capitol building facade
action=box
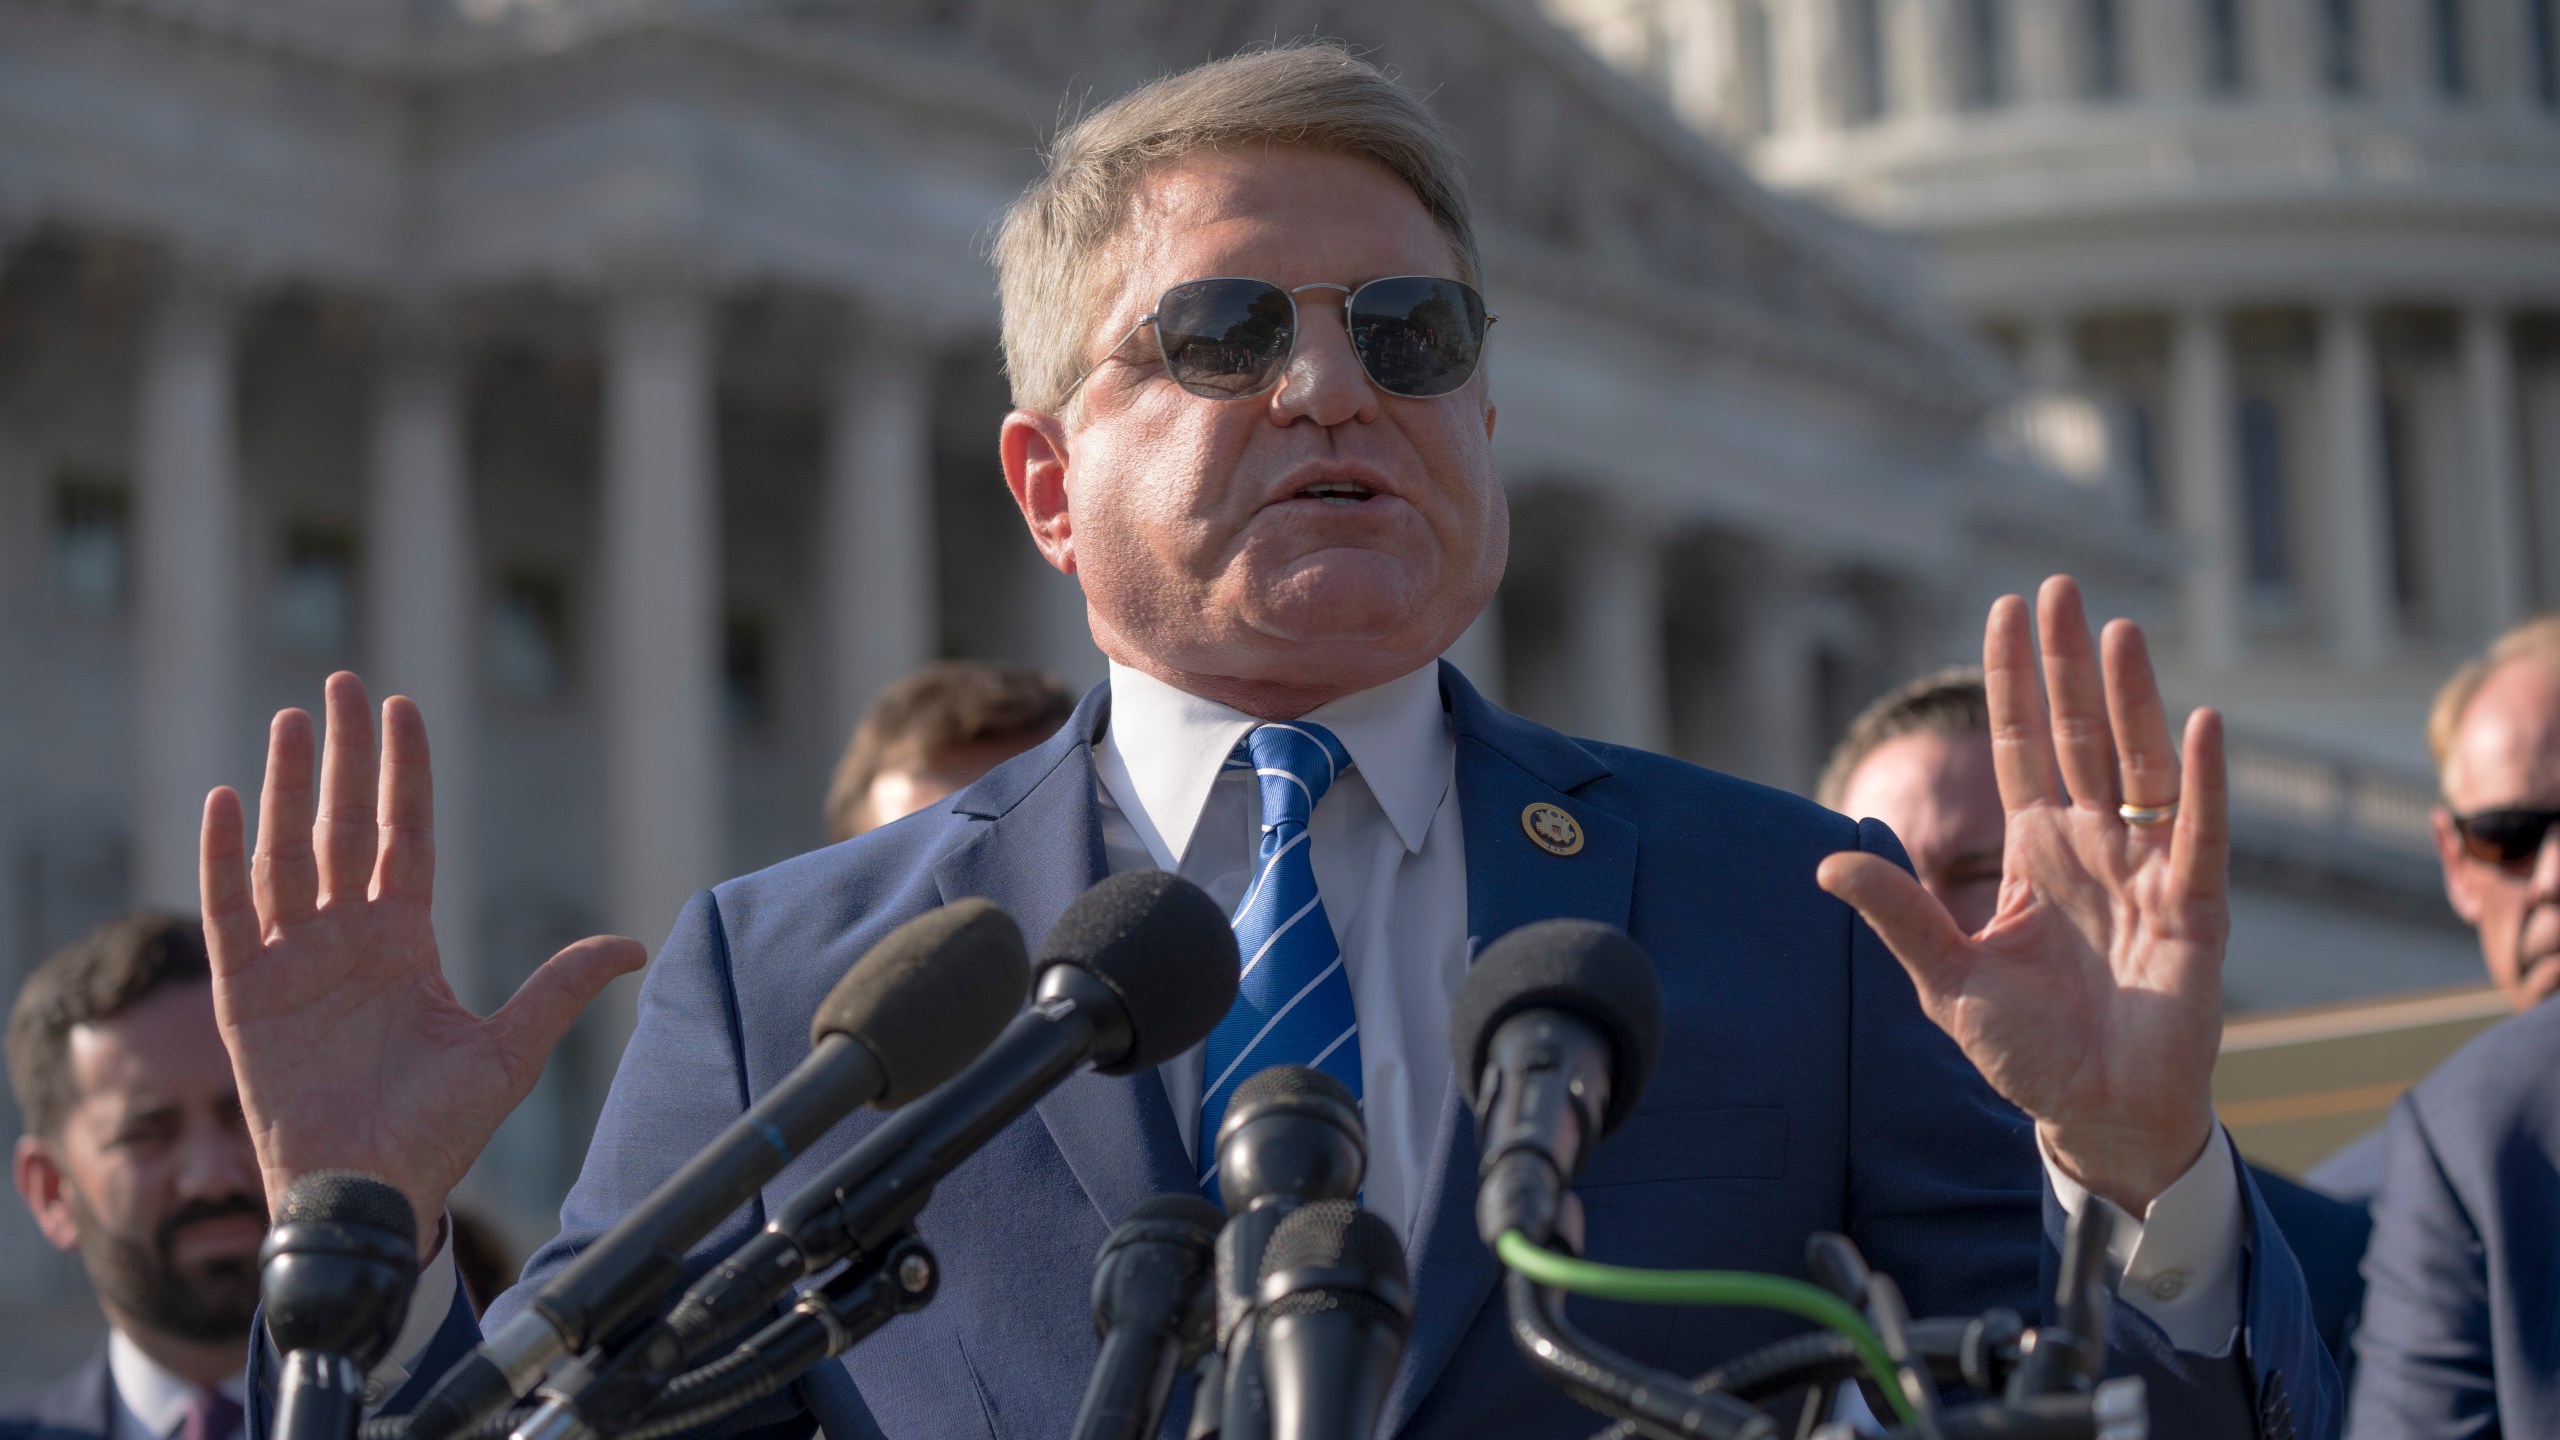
[1556,0,2560,734]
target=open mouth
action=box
[1292,480,1378,506]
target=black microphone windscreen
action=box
[1124,1192,1228,1233]
[276,1171,415,1248]
[816,898,1033,1106]
[1228,1062,1356,1116]
[1257,1200,1400,1284]
[1037,871,1240,1075]
[1450,919,1663,1134]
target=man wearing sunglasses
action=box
[207,45,2331,1439]
[2349,616,2560,1438]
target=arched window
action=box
[2238,396,2291,600]
[2201,0,2247,96]
[2534,0,2560,109]
[2430,0,2468,100]
[2322,0,2361,96]
[1962,0,2009,109]
[1850,0,1892,121]
[2083,0,2125,98]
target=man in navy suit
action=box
[202,46,2334,1438]
[2348,616,2560,1437]
[4,916,259,1440]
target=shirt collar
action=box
[1098,659,1453,866]
[107,1329,242,1438]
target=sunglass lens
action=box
[1348,277,1487,398]
[2465,810,2560,872]
[1155,280,1295,399]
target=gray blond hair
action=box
[992,43,1482,414]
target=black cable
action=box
[1505,1272,1781,1440]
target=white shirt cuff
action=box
[364,1213,463,1408]
[2038,1125,2243,1357]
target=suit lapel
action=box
[1382,665,1641,1436]
[35,1340,112,1440]
[931,681,1195,1226]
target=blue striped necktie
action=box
[1197,721,1362,1194]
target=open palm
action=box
[200,673,644,1252]
[1820,578,2226,1213]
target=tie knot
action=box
[1236,722,1351,829]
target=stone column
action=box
[2318,304,2395,664]
[133,262,242,912]
[1775,0,1844,136]
[1562,508,1671,754]
[1894,0,1954,116]
[1734,554,1819,793]
[2129,0,2200,99]
[2461,305,2530,634]
[820,320,938,746]
[600,274,723,960]
[2014,0,2077,102]
[366,309,483,1000]
[2169,305,2244,667]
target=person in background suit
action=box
[3,916,260,1440]
[2348,615,2560,1437]
[1820,666,2374,1373]
[2309,615,2560,1206]
[206,46,2334,1438]
[822,662,1076,844]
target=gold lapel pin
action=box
[1521,802,1585,856]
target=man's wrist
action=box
[2037,1108,2216,1216]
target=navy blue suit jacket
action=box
[0,1344,110,1440]
[283,668,2335,1438]
[2349,995,2560,1437]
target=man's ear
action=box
[2436,807,2485,926]
[1000,409,1075,576]
[14,1134,80,1253]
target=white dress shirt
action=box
[1095,658,1466,1243]
[106,1331,243,1440]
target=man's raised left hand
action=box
[1818,575,2226,1214]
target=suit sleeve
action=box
[2346,1094,2496,1440]
[1841,817,2337,1437]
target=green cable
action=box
[1494,1230,1920,1427]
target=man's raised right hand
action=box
[200,671,646,1263]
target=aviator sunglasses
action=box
[2453,807,2560,876]
[1062,275,1496,403]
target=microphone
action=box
[1069,1194,1226,1440]
[262,1172,419,1440]
[1209,1065,1366,1440]
[1253,1201,1411,1440]
[1451,919,1662,1248]
[406,899,1032,1440]
[521,871,1241,1440]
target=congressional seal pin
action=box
[1521,803,1584,856]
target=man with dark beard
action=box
[4,915,265,1440]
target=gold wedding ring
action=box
[2118,800,2180,827]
